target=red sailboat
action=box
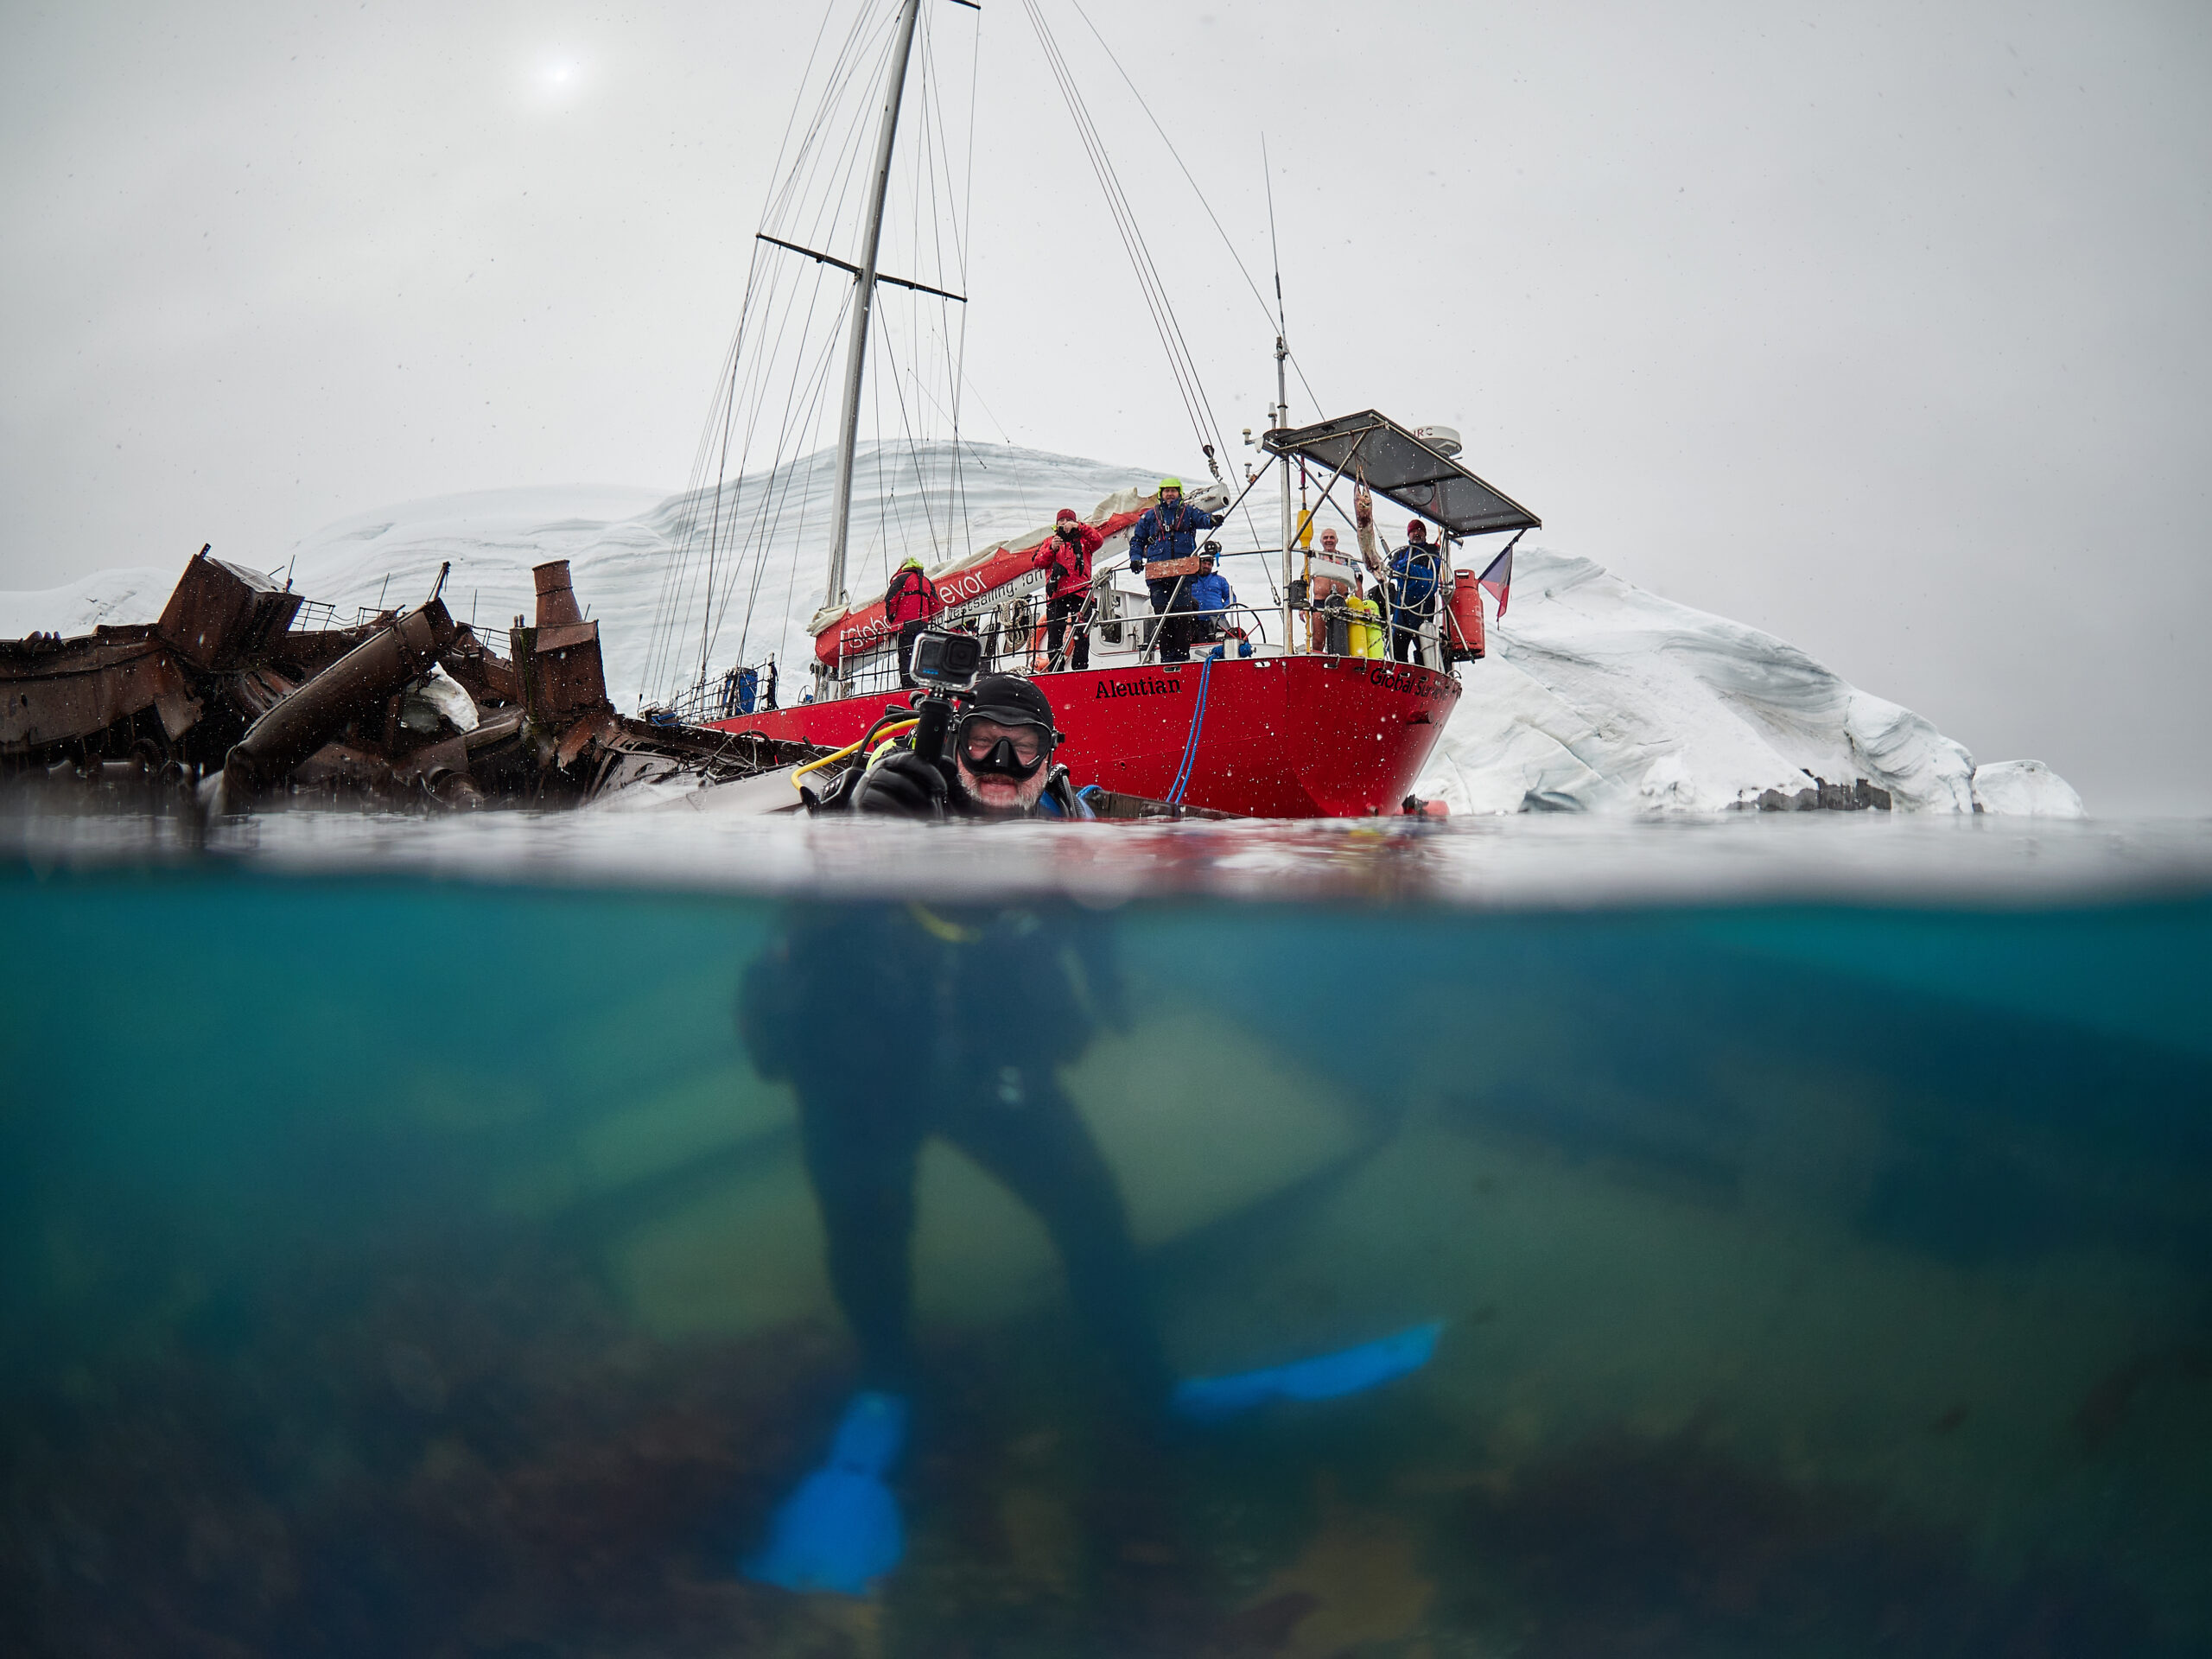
[659,1,1538,818]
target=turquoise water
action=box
[3,823,2210,1656]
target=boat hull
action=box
[702,655,1461,817]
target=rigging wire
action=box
[654,0,898,695]
[1014,0,1278,566]
[951,3,982,562]
[1062,0,1325,417]
[658,0,1301,706]
[1016,0,1227,480]
[689,0,982,694]
[644,0,894,699]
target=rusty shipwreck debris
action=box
[2,548,820,817]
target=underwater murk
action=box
[3,817,2210,1657]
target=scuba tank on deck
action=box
[1348,588,1385,659]
[1445,571,1486,662]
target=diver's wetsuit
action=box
[739,902,1166,1406]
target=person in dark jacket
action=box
[883,556,945,684]
[741,696,1446,1592]
[1128,477,1217,620]
[831,672,1095,821]
[1033,509,1103,671]
[1387,521,1442,663]
[736,892,1161,1595]
[740,901,1155,1405]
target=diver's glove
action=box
[852,749,951,820]
[743,1391,908,1596]
[1170,1319,1445,1423]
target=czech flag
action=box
[1477,538,1516,620]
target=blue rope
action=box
[1164,653,1214,806]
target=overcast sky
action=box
[4,0,2208,811]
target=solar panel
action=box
[1264,410,1541,538]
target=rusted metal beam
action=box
[216,600,457,806]
[0,630,200,756]
[157,550,304,671]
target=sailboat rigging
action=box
[642,0,1540,817]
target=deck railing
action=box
[663,575,1455,723]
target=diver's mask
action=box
[955,712,1053,782]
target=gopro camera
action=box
[909,628,983,691]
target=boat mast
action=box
[823,0,925,624]
[1275,333,1293,652]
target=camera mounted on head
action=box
[904,628,985,769]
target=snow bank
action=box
[264,446,1153,710]
[0,443,2081,817]
[1970,760,2085,818]
[1413,545,2070,816]
[0,565,176,638]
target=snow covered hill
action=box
[0,442,2081,817]
[1419,545,2082,817]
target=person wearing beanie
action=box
[1386,519,1442,664]
[831,672,1093,821]
[737,671,1447,1592]
[1032,509,1104,671]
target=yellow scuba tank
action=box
[1347,589,1383,658]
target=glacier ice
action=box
[1409,544,2043,816]
[1968,759,2085,819]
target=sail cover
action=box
[810,488,1158,665]
[1264,411,1540,538]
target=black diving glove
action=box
[853,748,954,819]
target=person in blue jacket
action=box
[1185,553,1236,622]
[1387,519,1443,663]
[1160,551,1238,664]
[1128,477,1217,620]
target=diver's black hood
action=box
[966,673,1056,732]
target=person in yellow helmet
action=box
[1127,477,1217,636]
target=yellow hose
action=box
[866,721,922,766]
[791,717,918,790]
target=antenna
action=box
[1262,134,1287,342]
[1263,136,1293,649]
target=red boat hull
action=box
[703,655,1462,817]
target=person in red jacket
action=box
[882,556,944,684]
[1032,509,1103,671]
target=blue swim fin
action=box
[1170,1319,1446,1423]
[742,1391,908,1596]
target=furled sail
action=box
[809,485,1159,666]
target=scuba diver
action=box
[815,672,1094,821]
[736,889,1157,1594]
[736,664,1443,1596]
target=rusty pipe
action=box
[532,561,584,629]
[218,601,455,804]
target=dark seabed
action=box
[3,814,2209,1656]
